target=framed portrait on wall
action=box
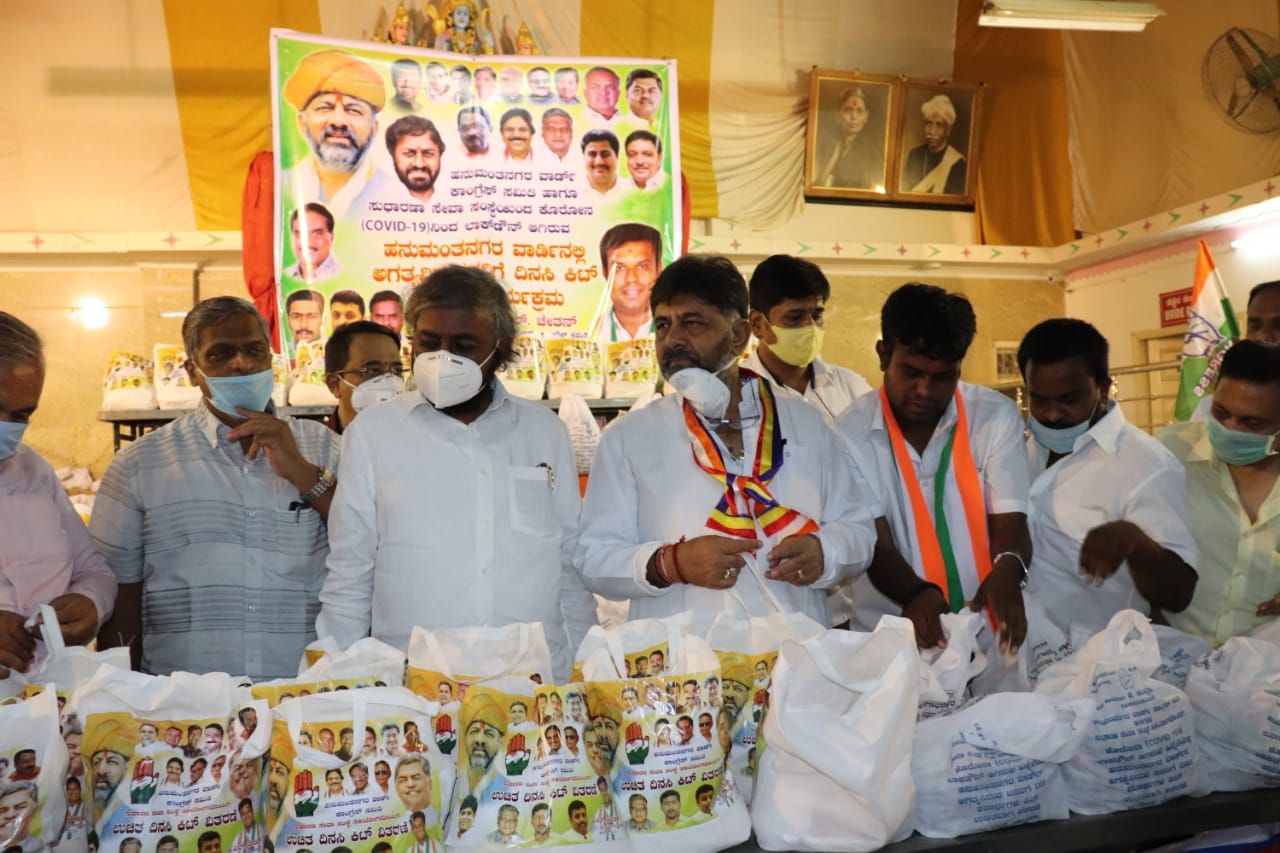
[804,70,899,202]
[892,78,983,205]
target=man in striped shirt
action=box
[92,297,340,679]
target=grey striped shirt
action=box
[90,404,340,679]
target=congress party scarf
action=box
[879,387,992,613]
[684,372,821,540]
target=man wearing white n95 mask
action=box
[575,255,875,630]
[316,265,596,680]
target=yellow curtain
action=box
[579,0,719,218]
[953,0,1074,246]
[163,0,323,231]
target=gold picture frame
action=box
[892,77,983,206]
[804,69,900,202]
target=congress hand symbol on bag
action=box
[129,757,158,804]
[433,714,456,755]
[293,769,319,817]
[625,721,650,765]
[504,733,530,776]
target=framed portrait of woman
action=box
[804,70,899,202]
[892,78,983,206]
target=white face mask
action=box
[666,353,738,420]
[414,348,496,408]
[345,372,406,413]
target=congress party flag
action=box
[1174,240,1240,421]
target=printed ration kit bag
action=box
[74,667,270,853]
[268,687,449,853]
[917,611,989,721]
[578,614,751,853]
[558,393,601,478]
[970,594,1071,698]
[1150,625,1211,689]
[1033,609,1207,814]
[295,636,406,684]
[100,353,156,411]
[19,605,130,843]
[443,674,617,850]
[546,339,604,400]
[499,335,548,400]
[0,689,68,852]
[406,624,553,763]
[152,344,202,410]
[287,341,336,406]
[1184,636,1280,792]
[604,338,659,399]
[704,611,825,804]
[752,617,921,853]
[271,353,290,408]
[911,691,1093,837]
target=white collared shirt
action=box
[741,351,871,426]
[288,253,341,284]
[91,403,339,679]
[284,153,398,219]
[834,382,1030,631]
[576,379,876,632]
[582,106,622,127]
[316,382,596,681]
[1025,404,1198,640]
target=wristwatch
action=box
[302,466,335,504]
[994,551,1029,588]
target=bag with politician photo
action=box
[0,689,69,852]
[751,616,920,853]
[73,667,270,853]
[1183,635,1280,793]
[703,610,825,805]
[911,691,1092,838]
[578,613,752,853]
[268,686,448,853]
[1032,609,1209,815]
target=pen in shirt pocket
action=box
[537,462,556,489]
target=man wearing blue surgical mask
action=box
[1019,319,1198,640]
[316,266,596,681]
[93,297,340,678]
[577,255,875,632]
[1159,339,1280,644]
[0,312,116,674]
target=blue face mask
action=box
[0,421,27,461]
[197,367,275,419]
[1207,416,1280,466]
[1028,416,1092,455]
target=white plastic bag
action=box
[911,692,1093,837]
[268,687,449,852]
[0,689,68,851]
[579,614,751,853]
[1184,636,1280,792]
[295,636,405,683]
[73,667,270,853]
[970,594,1071,697]
[917,611,989,720]
[100,352,156,411]
[704,611,825,804]
[1150,625,1211,689]
[558,392,601,477]
[287,341,336,406]
[1033,609,1208,814]
[152,344,202,410]
[752,617,920,852]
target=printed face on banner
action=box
[273,34,680,359]
[82,708,265,853]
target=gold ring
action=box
[724,568,735,581]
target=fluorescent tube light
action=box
[980,1,1165,31]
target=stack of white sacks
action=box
[3,605,1276,853]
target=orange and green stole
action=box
[879,387,993,615]
[683,372,821,540]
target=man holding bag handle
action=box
[577,255,875,630]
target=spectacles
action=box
[337,364,406,380]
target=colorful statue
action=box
[514,22,538,55]
[387,3,412,45]
[427,0,496,55]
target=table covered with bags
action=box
[2,602,1278,852]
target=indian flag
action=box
[1174,240,1240,421]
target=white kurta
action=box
[834,382,1031,631]
[1026,404,1198,641]
[316,382,596,681]
[575,381,876,631]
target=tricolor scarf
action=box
[879,387,993,614]
[683,372,821,541]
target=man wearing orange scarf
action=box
[834,283,1032,653]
